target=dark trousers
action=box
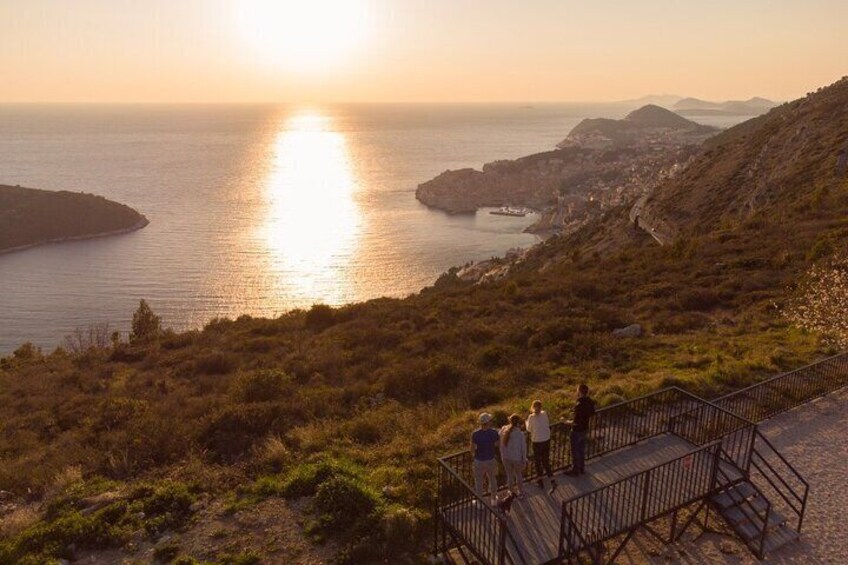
[532,440,553,478]
[571,430,587,473]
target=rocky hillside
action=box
[415,105,712,232]
[557,104,717,149]
[634,77,848,244]
[0,185,148,254]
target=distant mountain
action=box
[674,96,779,116]
[559,104,717,149]
[0,185,148,254]
[619,94,683,108]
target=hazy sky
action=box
[1,0,846,103]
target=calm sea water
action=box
[0,104,750,353]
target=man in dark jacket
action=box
[564,384,596,477]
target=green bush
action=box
[200,403,299,461]
[277,458,359,499]
[315,475,381,529]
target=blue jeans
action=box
[571,430,587,473]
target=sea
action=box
[0,104,752,354]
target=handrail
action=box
[714,352,848,422]
[558,440,723,555]
[715,448,772,559]
[436,458,525,565]
[715,352,848,405]
[558,503,595,562]
[748,430,810,532]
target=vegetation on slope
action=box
[0,185,148,253]
[1,79,847,562]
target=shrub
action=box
[230,369,292,402]
[305,304,336,331]
[314,475,381,529]
[200,403,295,461]
[277,458,359,498]
[194,352,237,375]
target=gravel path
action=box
[624,387,848,564]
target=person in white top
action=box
[526,399,556,493]
[499,414,528,498]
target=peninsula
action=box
[416,105,717,234]
[0,185,149,254]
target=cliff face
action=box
[0,185,149,253]
[634,77,848,241]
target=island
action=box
[0,184,149,254]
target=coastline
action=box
[0,216,150,256]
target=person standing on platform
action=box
[564,384,596,477]
[526,400,556,494]
[471,412,500,505]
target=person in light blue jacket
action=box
[500,413,528,497]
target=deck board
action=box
[442,433,697,564]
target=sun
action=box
[236,0,372,73]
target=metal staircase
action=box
[710,432,808,559]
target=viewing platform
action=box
[435,353,848,565]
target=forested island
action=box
[0,185,148,254]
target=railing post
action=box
[498,516,507,565]
[640,468,652,522]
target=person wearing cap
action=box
[471,412,500,504]
[526,400,556,493]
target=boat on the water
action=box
[489,206,528,217]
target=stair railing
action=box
[715,448,772,559]
[748,429,810,532]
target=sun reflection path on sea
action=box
[262,112,361,305]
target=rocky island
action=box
[415,105,718,235]
[0,185,149,254]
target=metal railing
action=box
[714,352,848,422]
[558,442,723,556]
[436,352,848,564]
[748,430,809,532]
[715,448,773,559]
[435,457,526,565]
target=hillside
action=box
[415,105,711,231]
[635,78,848,242]
[0,185,148,254]
[2,79,848,564]
[560,104,717,149]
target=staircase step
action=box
[711,482,758,510]
[721,505,786,532]
[761,525,800,555]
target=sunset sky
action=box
[1,0,846,104]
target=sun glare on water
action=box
[236,0,372,72]
[262,112,362,304]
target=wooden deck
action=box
[442,433,698,564]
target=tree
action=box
[131,299,161,343]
